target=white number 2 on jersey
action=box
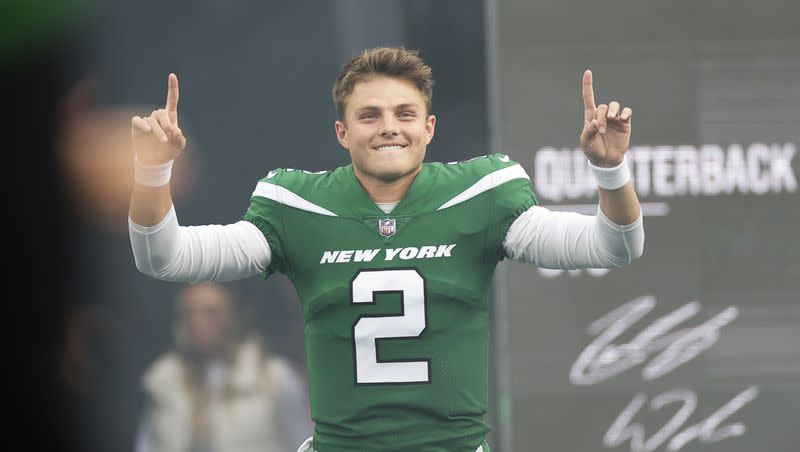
[351,269,430,384]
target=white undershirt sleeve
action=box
[128,204,272,282]
[502,205,644,269]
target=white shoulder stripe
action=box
[252,181,337,216]
[437,164,530,210]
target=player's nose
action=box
[378,117,400,136]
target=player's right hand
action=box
[131,73,187,165]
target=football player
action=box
[129,47,643,452]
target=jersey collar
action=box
[344,163,439,218]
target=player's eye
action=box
[360,112,378,120]
[399,111,415,118]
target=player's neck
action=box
[354,166,421,203]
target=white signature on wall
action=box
[569,296,759,451]
[604,386,759,451]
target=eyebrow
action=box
[394,103,419,110]
[354,103,421,113]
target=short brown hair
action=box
[333,47,434,120]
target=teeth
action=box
[376,145,405,151]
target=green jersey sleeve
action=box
[485,153,539,260]
[242,169,291,276]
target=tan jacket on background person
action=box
[137,337,311,452]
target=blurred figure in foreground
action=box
[136,283,312,452]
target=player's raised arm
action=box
[503,70,644,269]
[579,70,641,225]
[127,74,271,283]
[129,73,187,226]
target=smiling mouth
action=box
[373,144,408,151]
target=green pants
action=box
[296,438,490,452]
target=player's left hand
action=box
[579,70,632,167]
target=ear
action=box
[425,114,436,145]
[335,120,349,149]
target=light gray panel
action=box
[495,1,800,451]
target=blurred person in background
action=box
[136,282,312,452]
[59,77,193,234]
[129,47,643,451]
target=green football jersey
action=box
[243,153,537,452]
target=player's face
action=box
[335,76,436,184]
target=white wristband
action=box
[134,156,174,187]
[589,157,631,190]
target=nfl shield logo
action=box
[378,218,396,238]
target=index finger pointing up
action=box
[582,69,596,113]
[166,73,179,113]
